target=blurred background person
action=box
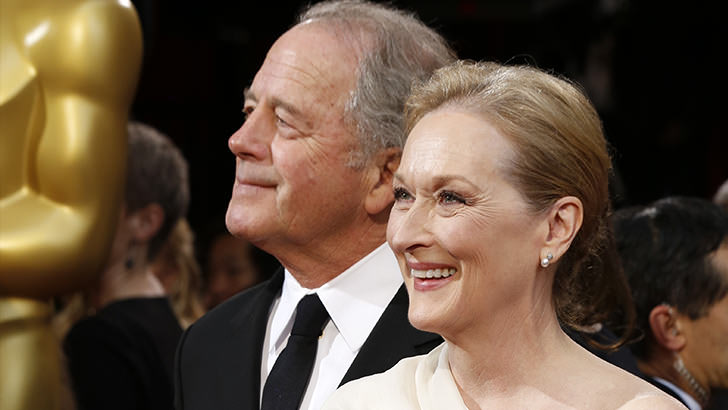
[152,218,206,328]
[202,227,279,310]
[58,122,189,410]
[710,182,728,410]
[714,179,728,212]
[613,196,728,410]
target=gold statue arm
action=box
[0,0,143,298]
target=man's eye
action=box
[242,106,254,121]
[275,115,290,128]
[439,191,466,205]
[393,187,412,202]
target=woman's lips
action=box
[410,268,455,279]
[409,267,457,292]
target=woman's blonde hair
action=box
[405,61,634,347]
[152,219,205,328]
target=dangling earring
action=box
[125,257,134,270]
[540,253,553,268]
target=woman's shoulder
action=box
[615,373,687,409]
[585,358,686,409]
[322,354,425,410]
[617,392,687,409]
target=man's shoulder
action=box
[194,279,274,331]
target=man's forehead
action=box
[255,25,357,91]
[244,33,357,116]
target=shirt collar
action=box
[272,243,403,352]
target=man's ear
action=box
[129,203,165,242]
[364,147,401,216]
[648,304,686,352]
[541,196,583,265]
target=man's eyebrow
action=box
[269,96,303,118]
[243,88,302,118]
[243,87,256,103]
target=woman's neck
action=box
[445,305,577,409]
[92,255,166,309]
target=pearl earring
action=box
[540,253,553,268]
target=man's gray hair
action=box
[298,0,456,168]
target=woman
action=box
[323,61,684,409]
[60,122,188,410]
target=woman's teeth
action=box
[410,268,455,279]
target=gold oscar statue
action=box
[0,0,142,408]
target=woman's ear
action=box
[364,147,401,216]
[129,203,165,242]
[542,196,583,264]
[648,304,686,352]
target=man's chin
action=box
[225,202,252,235]
[226,205,269,241]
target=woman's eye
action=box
[439,191,466,205]
[393,187,412,202]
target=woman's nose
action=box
[387,201,433,253]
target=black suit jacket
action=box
[174,269,442,410]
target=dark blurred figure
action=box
[714,179,728,212]
[203,230,279,309]
[59,122,188,410]
[713,180,728,410]
[613,196,728,410]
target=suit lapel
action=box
[227,269,284,409]
[340,284,442,386]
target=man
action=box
[612,196,728,410]
[174,1,455,409]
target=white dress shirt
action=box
[260,243,403,410]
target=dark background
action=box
[128,0,728,251]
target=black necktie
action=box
[261,293,329,410]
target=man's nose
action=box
[228,108,274,160]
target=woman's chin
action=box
[407,308,445,335]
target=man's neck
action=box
[281,241,386,289]
[259,222,388,289]
[638,353,709,407]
